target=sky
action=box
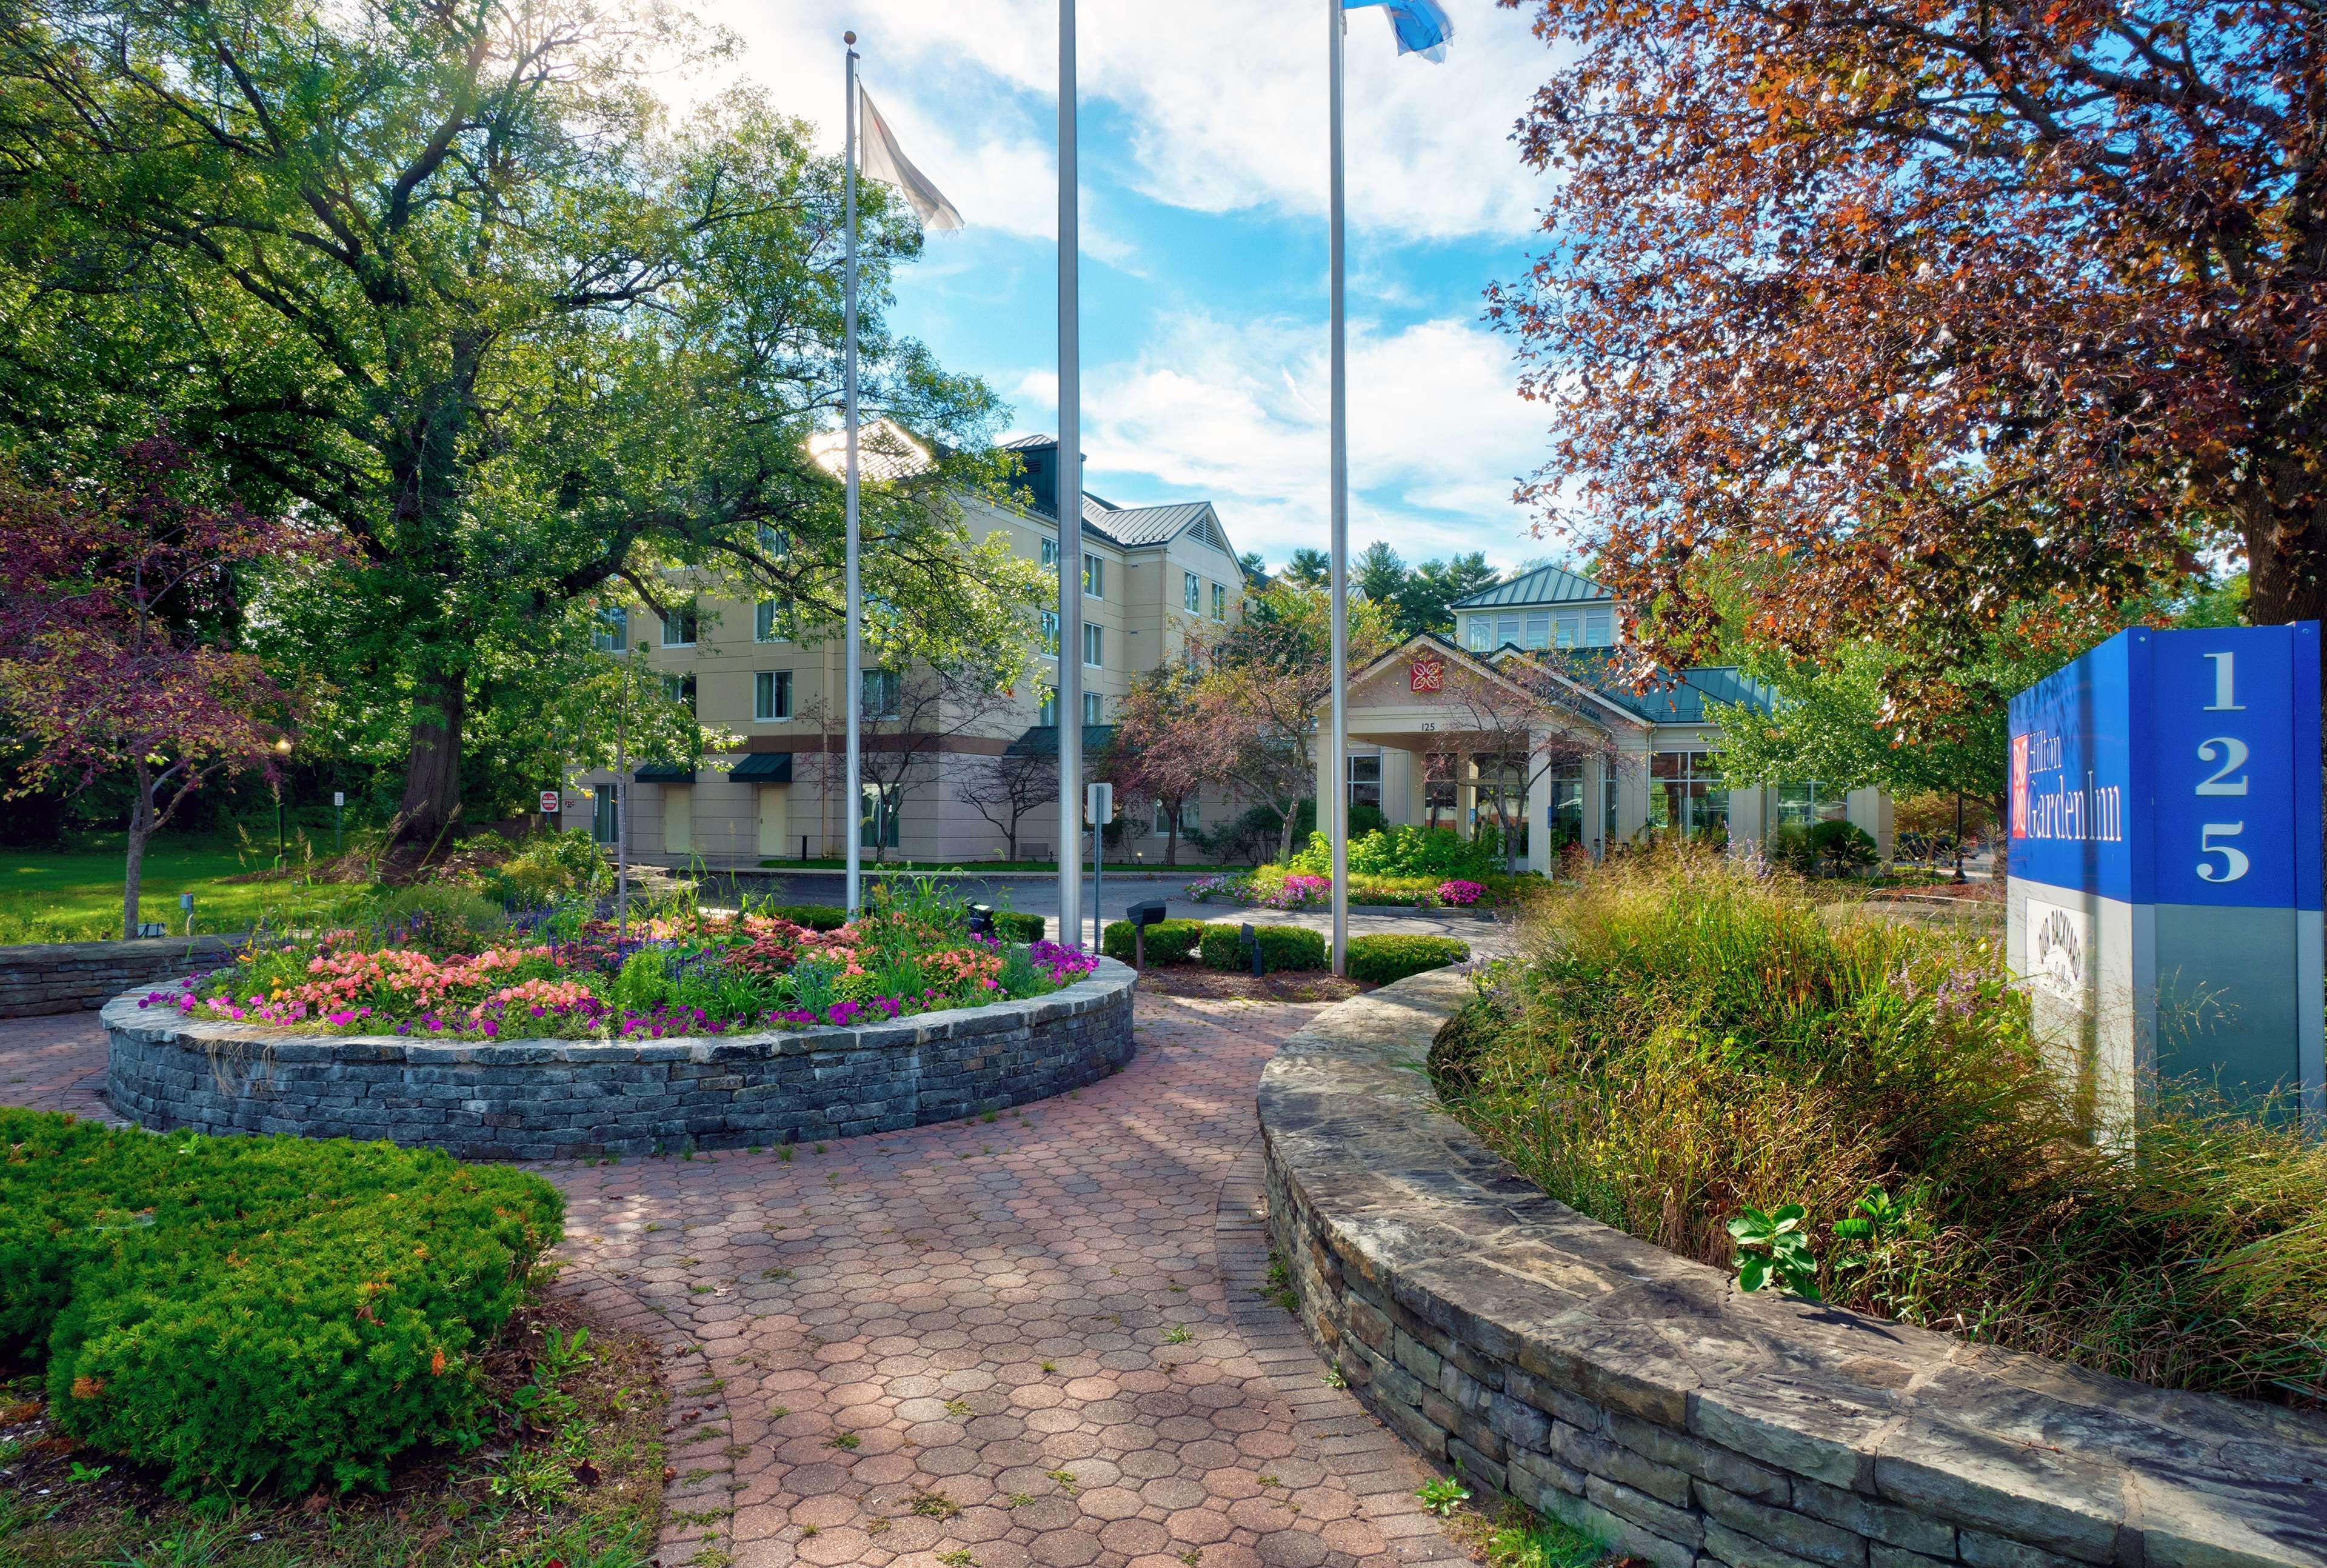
[691,0,1569,575]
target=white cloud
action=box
[1043,311,1556,567]
[697,0,1554,246]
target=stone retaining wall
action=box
[1258,969,2327,1568]
[1,935,246,1017]
[101,959,1137,1160]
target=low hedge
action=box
[759,902,849,931]
[992,910,1047,942]
[1346,933,1471,985]
[0,1109,563,1496]
[1198,922,1327,973]
[1100,918,1205,965]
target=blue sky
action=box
[701,1,1569,574]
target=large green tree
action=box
[0,0,1032,842]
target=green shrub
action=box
[479,830,609,908]
[1432,856,2327,1405]
[1346,933,1470,985]
[1806,818,1877,872]
[1198,922,1327,973]
[1289,825,1497,881]
[761,902,849,931]
[0,1109,561,1494]
[1100,917,1204,964]
[375,883,507,948]
[992,910,1047,942]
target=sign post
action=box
[1086,782,1113,953]
[2008,624,2323,1140]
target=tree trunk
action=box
[122,756,152,941]
[396,667,466,848]
[1277,809,1297,866]
[2240,480,2327,630]
[1165,813,1180,867]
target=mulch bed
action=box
[1130,965,1374,1004]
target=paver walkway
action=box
[0,995,1469,1568]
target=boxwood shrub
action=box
[1198,922,1328,973]
[0,1109,562,1496]
[992,910,1048,942]
[1100,918,1205,965]
[760,902,850,931]
[1346,933,1471,985]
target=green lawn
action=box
[0,832,376,944]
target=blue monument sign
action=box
[2008,624,2323,1137]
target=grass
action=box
[752,857,1239,873]
[1432,852,2327,1406]
[0,829,376,944]
[0,1292,667,1567]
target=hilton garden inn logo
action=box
[2026,899,2093,1009]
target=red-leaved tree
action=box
[0,439,301,938]
[1490,0,2326,686]
[1109,667,1209,867]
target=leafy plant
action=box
[1346,934,1471,985]
[1415,1476,1471,1516]
[1727,1205,1820,1299]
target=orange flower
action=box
[430,1348,447,1376]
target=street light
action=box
[273,737,292,869]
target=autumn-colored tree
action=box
[1491,0,2326,686]
[1109,668,1207,867]
[1192,583,1393,862]
[0,440,300,937]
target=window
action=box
[754,670,792,721]
[1524,613,1552,651]
[1584,607,1614,646]
[860,785,900,850]
[660,673,697,712]
[1348,754,1383,811]
[1184,572,1201,612]
[592,787,619,844]
[1040,609,1060,656]
[1154,798,1200,834]
[1467,618,1490,652]
[758,524,789,555]
[1083,556,1104,599]
[863,668,901,719]
[755,600,789,642]
[1651,751,1731,839]
[1041,536,1060,570]
[1555,610,1581,649]
[1038,691,1058,727]
[1777,781,1848,827]
[1496,614,1521,649]
[1083,623,1102,668]
[1210,582,1227,621]
[593,606,627,652]
[660,601,697,647]
[1423,755,1458,828]
[1083,691,1105,725]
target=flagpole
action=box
[843,32,865,919]
[1326,0,1350,978]
[1057,0,1085,950]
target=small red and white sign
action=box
[540,790,562,815]
[1409,657,1444,693]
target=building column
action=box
[1846,787,1894,862]
[1615,749,1651,847]
[1528,733,1554,876]
[1583,753,1608,861]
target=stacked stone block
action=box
[100,959,1136,1159]
[1258,970,2327,1568]
[0,935,245,1017]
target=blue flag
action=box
[1345,0,1454,61]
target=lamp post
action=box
[272,737,292,869]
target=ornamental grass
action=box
[1431,852,2327,1406]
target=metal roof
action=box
[1087,502,1216,547]
[1453,564,1612,610]
[1551,650,1778,723]
[729,752,793,782]
[1004,724,1118,759]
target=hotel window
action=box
[661,673,697,712]
[1038,691,1058,726]
[1524,612,1552,650]
[1347,754,1383,811]
[1041,537,1060,570]
[1083,691,1105,725]
[1777,780,1847,826]
[592,787,619,844]
[1495,614,1521,648]
[1083,623,1102,668]
[754,670,792,721]
[863,668,901,719]
[1154,798,1200,833]
[593,606,627,652]
[1555,610,1581,649]
[1467,618,1490,652]
[660,601,697,647]
[860,785,900,850]
[1422,755,1458,829]
[1651,751,1731,839]
[1210,582,1227,621]
[1184,571,1201,612]
[1584,607,1614,646]
[755,599,789,642]
[1040,609,1060,656]
[1083,556,1104,599]
[757,524,790,556]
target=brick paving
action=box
[0,995,1467,1568]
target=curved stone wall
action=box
[1258,969,2327,1568]
[102,959,1137,1160]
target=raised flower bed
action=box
[101,894,1135,1159]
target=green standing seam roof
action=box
[1004,724,1118,759]
[632,761,695,782]
[729,753,794,782]
[1452,563,1614,610]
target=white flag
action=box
[858,88,964,232]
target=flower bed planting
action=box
[139,887,1095,1041]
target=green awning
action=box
[730,752,793,783]
[633,761,694,782]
